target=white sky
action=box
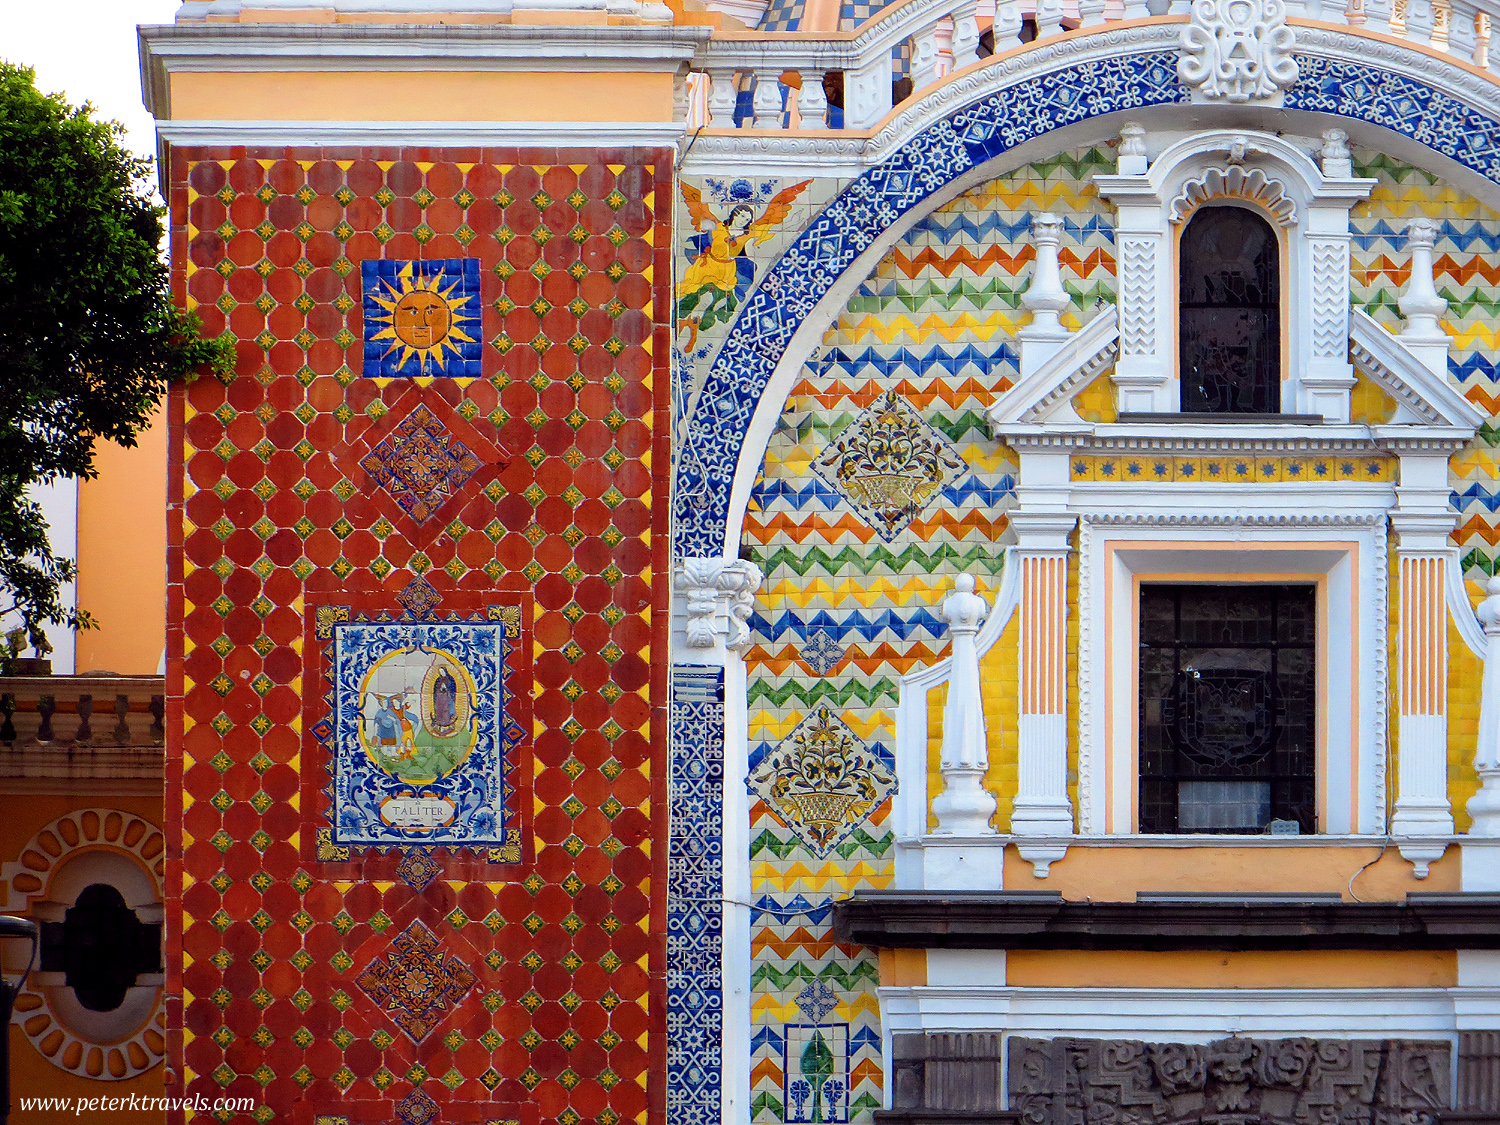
[5,0,183,169]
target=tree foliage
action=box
[0,62,231,652]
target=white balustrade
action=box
[680,0,1500,134]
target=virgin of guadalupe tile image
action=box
[330,620,518,847]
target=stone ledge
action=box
[832,890,1500,950]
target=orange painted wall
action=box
[167,70,675,122]
[0,792,166,1125]
[1001,843,1459,899]
[1005,949,1458,989]
[75,410,166,675]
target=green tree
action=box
[0,62,231,656]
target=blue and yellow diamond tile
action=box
[362,258,482,383]
[1229,459,1253,480]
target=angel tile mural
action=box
[675,177,812,352]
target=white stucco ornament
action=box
[1178,0,1299,105]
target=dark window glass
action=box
[1139,585,1316,833]
[40,883,162,1012]
[1179,206,1280,414]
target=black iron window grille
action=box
[39,883,162,1012]
[1179,205,1281,414]
[1139,584,1316,834]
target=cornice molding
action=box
[833,890,1500,950]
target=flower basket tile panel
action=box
[166,146,670,1125]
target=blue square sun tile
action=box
[361,258,482,381]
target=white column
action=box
[1391,526,1456,876]
[1096,127,1173,413]
[1018,213,1071,378]
[1399,217,1451,377]
[671,556,763,1125]
[930,574,996,836]
[1010,513,1076,877]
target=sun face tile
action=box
[361,258,482,381]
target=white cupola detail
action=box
[929,574,997,837]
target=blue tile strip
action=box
[667,665,727,1125]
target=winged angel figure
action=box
[675,179,811,351]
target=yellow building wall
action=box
[999,841,1458,896]
[75,412,166,676]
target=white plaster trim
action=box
[984,306,1120,427]
[1167,165,1298,225]
[895,831,1467,847]
[877,984,1500,1037]
[1350,308,1488,429]
[153,119,688,146]
[1446,548,1488,660]
[139,21,708,70]
[1083,529,1383,835]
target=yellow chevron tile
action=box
[840,710,894,739]
[1453,449,1500,480]
[1447,322,1500,349]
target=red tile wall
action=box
[166,146,671,1125]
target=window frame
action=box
[1081,526,1386,837]
[1175,201,1289,415]
[1136,581,1319,834]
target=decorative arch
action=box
[672,37,1500,559]
[1,809,167,1081]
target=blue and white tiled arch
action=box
[670,48,1500,557]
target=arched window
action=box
[1179,206,1281,414]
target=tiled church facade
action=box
[12,1,1500,1123]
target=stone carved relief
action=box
[1178,0,1299,105]
[1008,1036,1450,1125]
[1168,167,1297,227]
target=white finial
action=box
[930,574,996,836]
[1118,123,1148,175]
[1399,218,1448,344]
[1320,128,1352,178]
[1021,213,1070,341]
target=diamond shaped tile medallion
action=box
[811,389,968,540]
[800,629,846,676]
[355,919,477,1042]
[747,704,897,858]
[331,611,521,847]
[362,258,482,381]
[360,403,482,523]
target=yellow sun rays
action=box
[367,263,478,380]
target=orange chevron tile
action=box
[1457,515,1500,545]
[751,1059,786,1086]
[1466,386,1500,414]
[887,244,1115,280]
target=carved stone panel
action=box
[1008,1036,1450,1125]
